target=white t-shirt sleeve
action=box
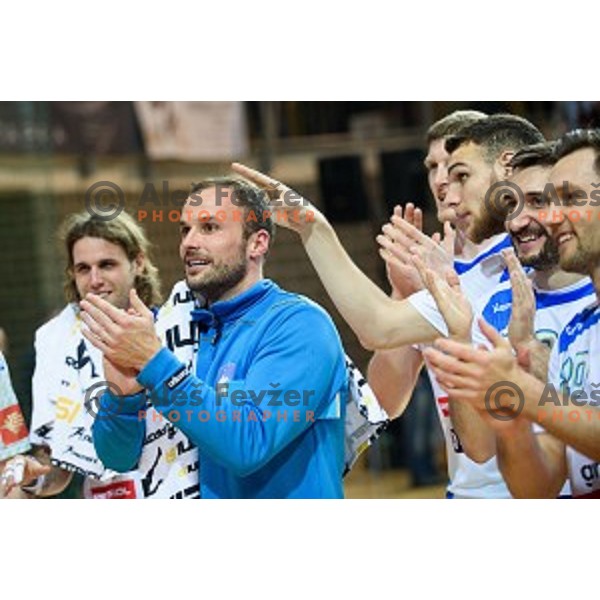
[407,289,449,337]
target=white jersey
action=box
[548,301,600,498]
[408,233,514,498]
[408,233,513,338]
[475,274,596,498]
[0,351,30,461]
[30,305,199,499]
[473,276,596,350]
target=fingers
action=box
[431,336,488,366]
[422,346,480,388]
[129,289,154,319]
[390,215,431,246]
[377,232,414,264]
[231,163,292,202]
[231,162,280,190]
[413,207,423,232]
[442,222,456,254]
[81,294,127,328]
[413,255,445,304]
[80,311,116,346]
[444,267,461,290]
[479,318,512,351]
[81,326,112,354]
[412,254,432,289]
[0,456,26,495]
[380,223,414,250]
[516,345,532,371]
[504,249,529,287]
[504,249,532,293]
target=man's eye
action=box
[531,196,546,209]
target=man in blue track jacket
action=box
[83,178,347,498]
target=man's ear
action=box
[247,230,270,260]
[495,150,515,179]
[133,252,146,275]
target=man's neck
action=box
[531,267,585,291]
[198,270,264,307]
[454,232,502,261]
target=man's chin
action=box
[186,274,208,292]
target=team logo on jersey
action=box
[65,339,99,378]
[216,363,236,385]
[0,405,28,445]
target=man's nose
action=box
[181,227,201,252]
[445,183,461,207]
[89,266,103,288]
[434,166,448,190]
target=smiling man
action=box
[420,130,600,498]
[88,178,348,499]
[10,210,200,499]
[234,114,545,499]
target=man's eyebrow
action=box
[524,191,544,200]
[179,216,219,225]
[448,161,468,175]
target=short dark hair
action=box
[445,114,545,162]
[426,110,488,143]
[554,128,600,176]
[509,142,557,172]
[189,177,275,245]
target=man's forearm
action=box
[496,425,567,498]
[449,400,496,463]
[367,346,423,419]
[302,217,439,349]
[518,371,600,462]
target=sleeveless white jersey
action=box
[474,275,596,498]
[409,234,515,498]
[548,301,600,498]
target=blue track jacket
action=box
[92,280,347,498]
